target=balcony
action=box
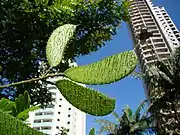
[156,49,169,54]
[33,122,54,127]
[131,16,142,21]
[158,53,170,59]
[154,44,166,49]
[34,114,54,119]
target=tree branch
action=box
[0,73,64,89]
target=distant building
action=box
[26,77,86,135]
[128,0,180,95]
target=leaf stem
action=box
[0,73,64,89]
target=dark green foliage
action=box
[0,91,39,121]
[11,91,39,120]
[0,109,44,135]
[12,91,31,116]
[0,0,129,105]
[89,128,95,135]
[56,79,115,116]
[65,51,137,85]
[0,98,14,114]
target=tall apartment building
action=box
[26,77,86,135]
[128,0,180,95]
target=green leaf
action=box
[16,106,40,121]
[23,91,30,109]
[18,94,25,112]
[11,91,32,118]
[65,51,137,85]
[0,65,2,72]
[46,24,77,67]
[0,98,9,109]
[12,106,17,116]
[0,98,14,114]
[0,109,45,135]
[15,98,21,115]
[123,105,133,121]
[89,128,95,135]
[56,79,115,116]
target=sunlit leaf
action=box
[65,51,137,85]
[16,106,40,121]
[56,79,115,116]
[46,24,77,67]
[0,109,44,135]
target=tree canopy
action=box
[0,0,130,106]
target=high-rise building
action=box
[26,77,86,135]
[128,0,180,95]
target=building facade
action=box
[26,77,86,135]
[128,0,180,95]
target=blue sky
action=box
[75,0,180,134]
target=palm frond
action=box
[96,119,117,135]
[98,125,116,135]
[134,99,148,121]
[123,105,133,121]
[112,111,120,123]
[129,71,145,80]
[96,119,116,127]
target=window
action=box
[35,112,43,116]
[43,119,52,122]
[47,104,54,108]
[44,112,53,115]
[153,38,163,43]
[68,115,70,117]
[41,126,51,130]
[56,126,59,129]
[146,56,155,62]
[48,86,56,90]
[34,120,41,123]
[58,112,61,114]
[34,127,40,130]
[60,98,62,101]
[158,54,170,59]
[67,122,70,124]
[57,119,60,121]
[156,48,168,53]
[67,129,70,132]
[51,92,56,95]
[68,108,71,110]
[59,105,61,107]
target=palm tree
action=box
[96,100,156,135]
[147,49,180,134]
[130,47,180,134]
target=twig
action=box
[41,66,52,77]
[0,73,64,89]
